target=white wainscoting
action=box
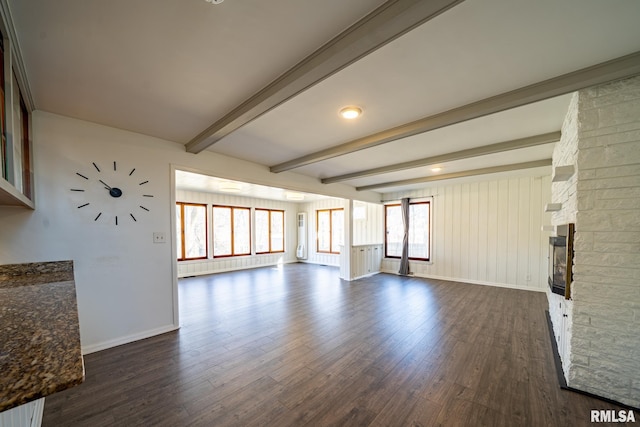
[348,244,383,280]
[0,398,44,427]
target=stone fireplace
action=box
[548,75,640,408]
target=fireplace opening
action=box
[549,223,574,299]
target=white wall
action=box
[175,189,298,277]
[0,113,177,354]
[0,111,381,353]
[381,173,552,291]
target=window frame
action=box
[255,208,285,254]
[176,202,208,261]
[0,28,35,206]
[384,201,431,261]
[316,208,344,255]
[212,205,252,258]
[0,37,6,182]
[19,93,31,200]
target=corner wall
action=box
[0,111,381,353]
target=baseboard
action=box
[298,260,340,268]
[348,271,380,281]
[178,260,298,278]
[379,269,546,293]
[81,324,179,355]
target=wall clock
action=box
[70,161,153,225]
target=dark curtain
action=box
[398,197,410,275]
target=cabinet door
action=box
[373,245,382,272]
[560,308,570,365]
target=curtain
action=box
[398,197,410,275]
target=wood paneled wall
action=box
[381,174,552,291]
[352,201,384,245]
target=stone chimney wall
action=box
[550,75,640,407]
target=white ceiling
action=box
[176,170,335,203]
[8,0,640,196]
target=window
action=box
[255,209,284,254]
[176,203,208,260]
[385,201,431,261]
[212,205,251,257]
[316,208,344,254]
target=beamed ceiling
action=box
[7,0,640,196]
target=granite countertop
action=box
[0,261,85,413]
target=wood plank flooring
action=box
[42,264,631,426]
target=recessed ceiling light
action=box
[431,167,442,173]
[339,106,362,120]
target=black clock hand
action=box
[99,179,123,198]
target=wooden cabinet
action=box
[0,30,34,209]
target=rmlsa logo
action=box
[591,409,635,423]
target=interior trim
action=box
[185,0,466,154]
[271,51,640,173]
[0,0,35,111]
[321,131,561,184]
[355,159,552,191]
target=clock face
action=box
[70,161,153,225]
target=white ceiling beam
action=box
[321,131,560,184]
[271,51,640,173]
[355,159,552,191]
[185,0,465,154]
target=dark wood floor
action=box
[42,264,630,426]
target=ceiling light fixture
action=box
[431,167,442,173]
[205,0,224,4]
[219,181,242,193]
[285,192,305,201]
[339,106,362,120]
